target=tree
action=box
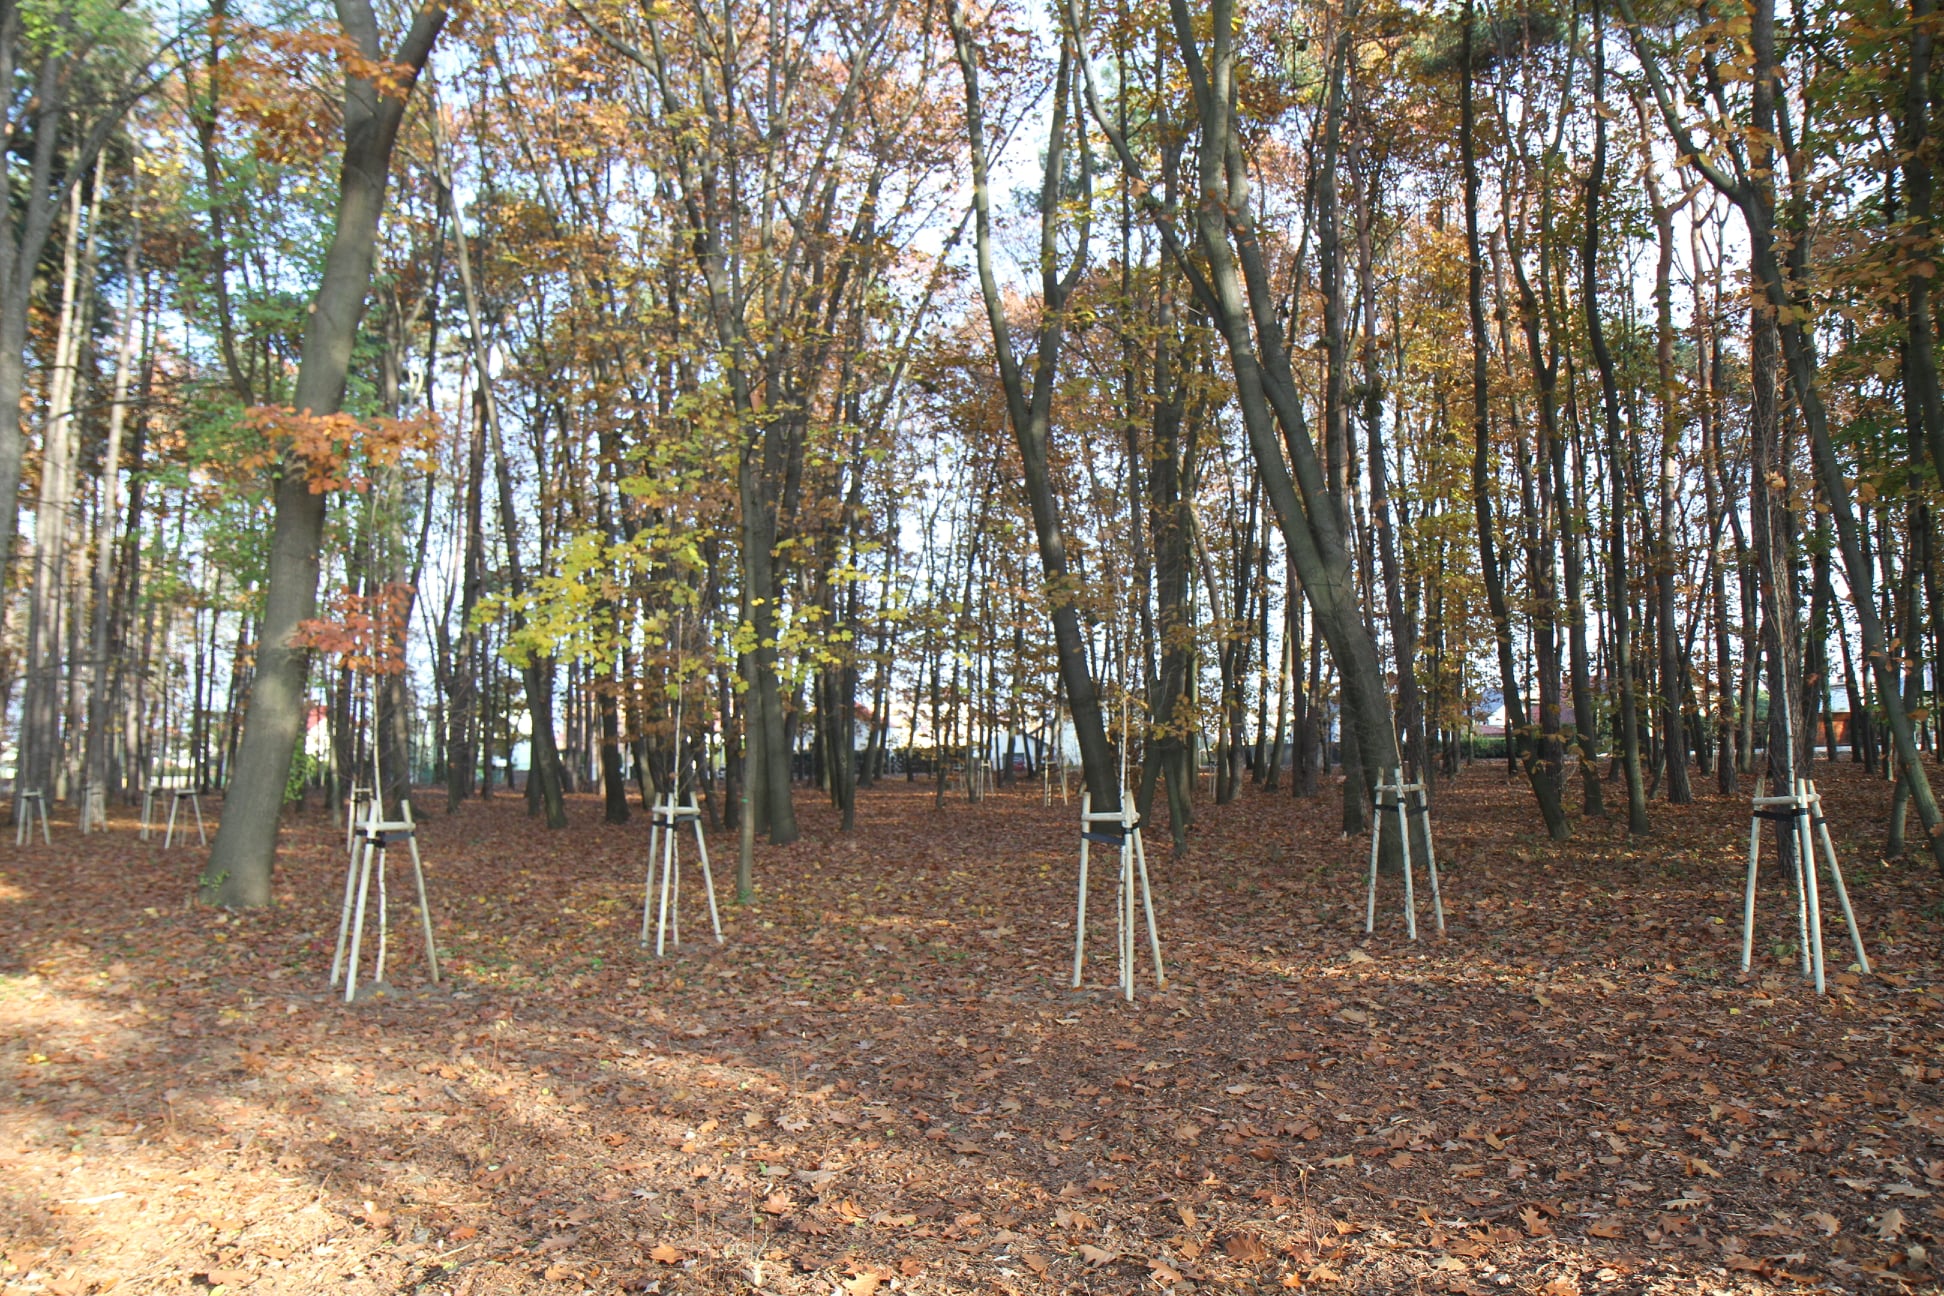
[203,0,446,908]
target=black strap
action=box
[1084,831,1125,846]
[1751,807,1808,822]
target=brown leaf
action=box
[1148,1256,1186,1284]
[1077,1243,1120,1266]
[1587,1218,1625,1239]
[1225,1230,1269,1263]
[648,1244,684,1264]
[1520,1205,1552,1237]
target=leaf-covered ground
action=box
[3,762,1942,1295]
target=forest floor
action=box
[1,762,1942,1296]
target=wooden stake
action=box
[13,791,48,846]
[1741,778,1868,990]
[1366,768,1443,940]
[644,793,723,956]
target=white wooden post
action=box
[1742,778,1867,991]
[1367,769,1442,940]
[334,796,438,1001]
[1075,792,1163,1000]
[163,789,205,849]
[14,792,48,847]
[643,792,722,957]
[1072,791,1092,988]
[1808,781,1870,973]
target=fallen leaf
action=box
[1225,1230,1269,1263]
[648,1244,684,1264]
[1587,1218,1625,1239]
[1077,1243,1120,1266]
[1878,1208,1907,1241]
[1148,1256,1186,1284]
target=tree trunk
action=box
[203,0,447,906]
[20,168,94,812]
[1583,0,1649,834]
[950,10,1121,814]
[1143,0,1405,806]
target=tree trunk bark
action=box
[950,11,1122,814]
[1583,0,1650,834]
[203,0,446,906]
